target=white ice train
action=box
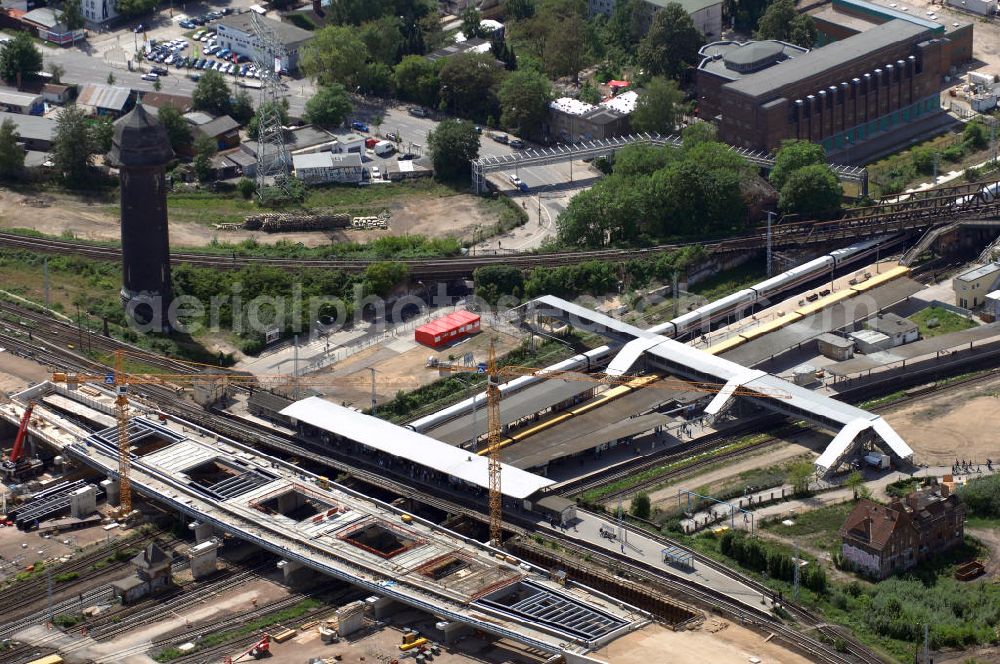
[648,236,892,339]
[952,181,1000,208]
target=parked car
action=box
[509,138,525,149]
[385,131,399,142]
[141,73,159,81]
[408,106,427,117]
[189,73,201,81]
[371,166,381,179]
[218,48,231,58]
[150,66,168,76]
[179,20,195,28]
[397,153,416,161]
[205,44,220,55]
[474,125,482,134]
[490,133,508,144]
[134,23,148,32]
[352,121,369,132]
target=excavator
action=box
[2,401,43,480]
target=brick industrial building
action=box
[697,9,973,156]
[839,485,965,579]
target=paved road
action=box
[538,512,775,613]
[41,1,317,116]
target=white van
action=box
[373,140,395,156]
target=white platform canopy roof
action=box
[281,397,555,499]
[527,295,915,473]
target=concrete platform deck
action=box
[3,384,647,659]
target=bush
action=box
[236,177,256,200]
[911,147,935,175]
[941,144,964,163]
[957,474,1000,518]
[630,492,651,519]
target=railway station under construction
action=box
[0,382,648,662]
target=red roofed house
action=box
[414,310,481,348]
[839,484,965,579]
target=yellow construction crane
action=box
[437,340,791,548]
[51,350,414,518]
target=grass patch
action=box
[909,306,977,338]
[154,598,323,662]
[165,179,465,226]
[859,390,907,409]
[762,501,855,553]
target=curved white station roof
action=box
[281,397,555,499]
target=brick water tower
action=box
[107,103,175,329]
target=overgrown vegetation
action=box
[958,474,1000,519]
[720,530,828,592]
[869,120,996,197]
[154,598,323,662]
[474,245,706,303]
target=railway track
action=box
[0,178,996,277]
[5,321,996,663]
[0,530,174,626]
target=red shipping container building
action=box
[414,310,481,348]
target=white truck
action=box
[864,452,890,470]
[373,140,395,157]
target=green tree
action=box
[630,76,682,134]
[438,52,503,119]
[361,16,403,65]
[360,61,393,95]
[393,55,440,107]
[115,0,157,17]
[769,139,825,190]
[305,84,353,128]
[779,163,842,218]
[52,106,94,185]
[363,261,409,297]
[89,117,114,154]
[630,492,651,519]
[230,88,254,125]
[578,81,601,105]
[681,121,717,148]
[60,0,85,30]
[427,119,480,181]
[845,470,865,500]
[192,70,232,116]
[606,0,649,51]
[460,6,485,39]
[505,0,536,21]
[0,118,24,177]
[157,105,193,151]
[499,69,551,137]
[755,0,816,47]
[542,14,587,79]
[107,71,115,85]
[557,174,644,246]
[193,135,217,182]
[301,25,368,90]
[637,3,702,80]
[0,31,42,86]
[614,144,674,176]
[237,177,256,200]
[248,100,289,140]
[788,460,815,496]
[963,120,989,150]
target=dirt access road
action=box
[0,187,500,248]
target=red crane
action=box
[9,401,34,463]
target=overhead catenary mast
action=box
[249,11,293,202]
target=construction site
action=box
[2,41,1000,663]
